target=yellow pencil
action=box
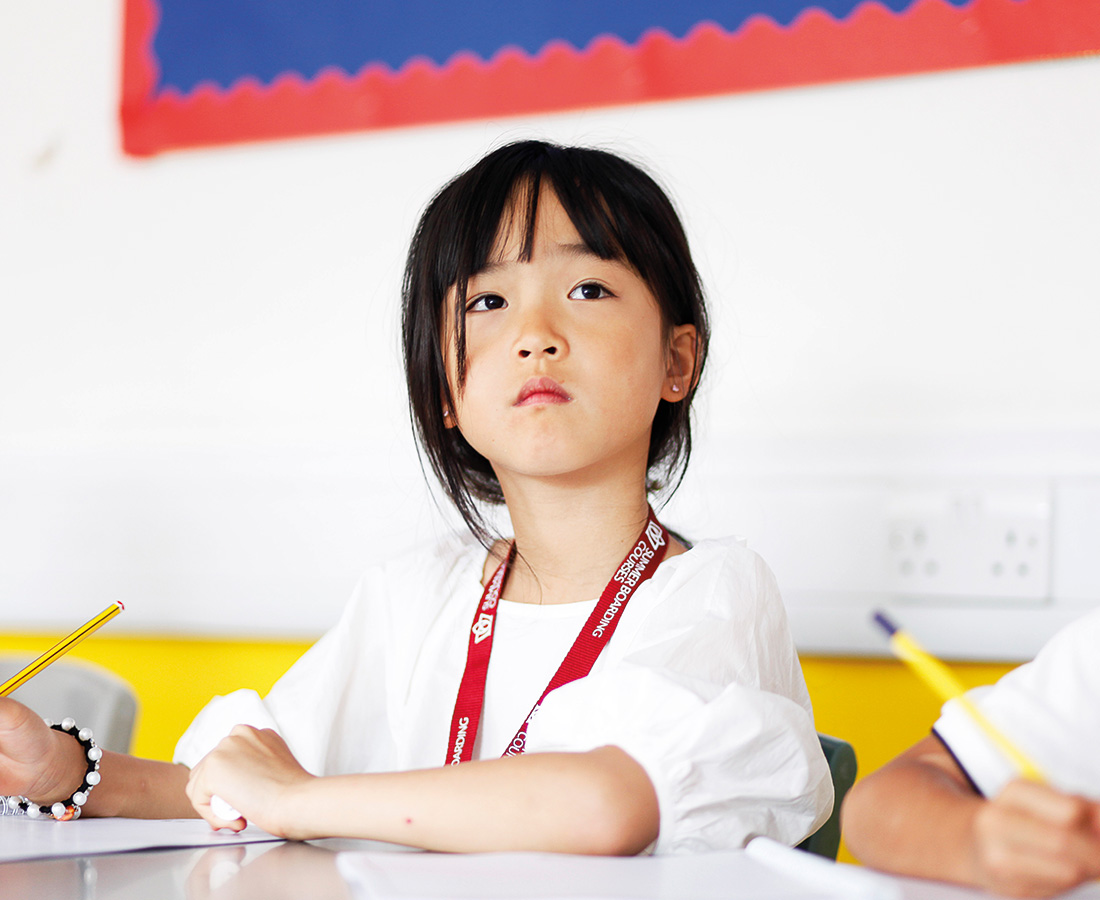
[0,601,125,697]
[872,610,1046,783]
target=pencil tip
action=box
[872,610,897,636]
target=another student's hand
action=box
[185,725,316,839]
[0,697,86,803]
[971,778,1100,898]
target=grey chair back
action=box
[1,655,138,753]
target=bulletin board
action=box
[120,0,1099,155]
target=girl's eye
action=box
[468,293,506,312]
[568,282,611,301]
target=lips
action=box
[515,376,572,407]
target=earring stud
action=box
[671,384,680,393]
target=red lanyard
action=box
[445,510,670,765]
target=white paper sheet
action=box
[752,838,902,899]
[0,816,283,863]
[335,849,844,900]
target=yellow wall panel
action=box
[801,655,1016,862]
[1,634,1018,863]
[0,634,310,762]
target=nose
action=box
[518,344,556,358]
[514,299,566,360]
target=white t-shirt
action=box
[175,534,832,853]
[934,608,1100,800]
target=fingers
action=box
[185,726,294,833]
[0,697,26,730]
[0,697,42,740]
[0,699,84,800]
[973,780,1100,897]
[186,736,252,832]
[998,779,1094,829]
[188,781,247,833]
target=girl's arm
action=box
[186,725,659,855]
[0,696,195,818]
[842,735,1100,899]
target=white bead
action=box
[78,727,93,742]
[87,746,102,762]
[61,717,76,731]
[72,791,88,806]
[26,805,41,819]
[51,802,67,818]
[85,771,101,786]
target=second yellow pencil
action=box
[872,609,1046,783]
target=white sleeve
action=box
[172,688,281,769]
[173,573,389,775]
[522,542,833,854]
[934,608,1100,800]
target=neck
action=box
[488,470,654,605]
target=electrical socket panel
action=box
[887,487,1052,603]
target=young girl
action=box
[0,140,831,854]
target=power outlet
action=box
[887,487,1052,602]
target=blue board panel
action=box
[153,0,971,92]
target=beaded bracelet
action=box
[2,718,101,820]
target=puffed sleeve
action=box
[173,570,392,775]
[521,539,833,854]
[934,608,1100,800]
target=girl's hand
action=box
[185,725,315,839]
[0,697,86,803]
[971,778,1100,898]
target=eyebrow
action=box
[476,241,602,275]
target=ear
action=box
[661,324,697,403]
[442,407,457,429]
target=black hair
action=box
[401,140,710,544]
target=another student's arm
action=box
[842,735,1100,899]
[0,696,195,818]
[186,725,658,855]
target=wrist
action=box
[25,726,87,805]
[964,800,1004,891]
[274,774,323,841]
[10,719,102,820]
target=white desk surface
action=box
[3,839,1098,900]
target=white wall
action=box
[4,2,1099,655]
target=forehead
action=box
[485,185,589,266]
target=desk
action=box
[0,840,353,900]
[1,842,1095,900]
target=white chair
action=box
[1,656,138,753]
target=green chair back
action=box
[796,733,858,860]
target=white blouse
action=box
[935,607,1100,800]
[174,534,833,853]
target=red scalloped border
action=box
[120,0,1100,156]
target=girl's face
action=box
[442,188,695,495]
